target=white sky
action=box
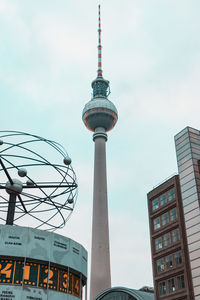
[1,0,200,291]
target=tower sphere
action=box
[82,92,118,132]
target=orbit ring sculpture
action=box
[0,131,77,231]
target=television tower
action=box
[82,4,118,300]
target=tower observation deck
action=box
[82,5,118,300]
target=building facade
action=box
[147,175,194,300]
[175,127,200,299]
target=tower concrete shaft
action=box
[82,5,118,299]
[90,127,111,300]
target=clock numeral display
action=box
[59,270,68,293]
[73,274,80,297]
[0,258,83,298]
[0,260,15,284]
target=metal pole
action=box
[6,193,17,225]
[85,281,87,300]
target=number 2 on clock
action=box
[44,269,53,285]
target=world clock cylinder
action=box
[0,225,87,300]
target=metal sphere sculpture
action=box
[0,131,77,231]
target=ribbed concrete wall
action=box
[90,128,111,300]
[175,127,200,299]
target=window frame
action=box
[168,278,176,293]
[156,251,183,276]
[161,212,169,226]
[177,275,185,289]
[172,228,180,243]
[151,186,176,215]
[158,275,185,296]
[156,258,165,273]
[164,233,171,247]
[174,251,182,265]
[168,188,175,201]
[152,198,159,211]
[153,217,161,230]
[160,193,167,206]
[170,207,177,222]
[159,281,166,295]
[155,237,162,251]
[166,254,173,269]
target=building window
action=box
[168,188,175,201]
[154,217,161,230]
[166,254,173,269]
[177,275,185,289]
[160,193,167,206]
[157,258,164,273]
[152,198,159,211]
[159,282,166,295]
[172,229,180,243]
[170,208,177,222]
[175,251,182,265]
[162,212,169,226]
[155,237,162,250]
[168,278,175,293]
[164,233,171,247]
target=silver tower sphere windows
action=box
[82,97,118,132]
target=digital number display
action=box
[0,260,15,284]
[59,270,68,293]
[0,259,81,298]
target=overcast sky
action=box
[1,0,200,291]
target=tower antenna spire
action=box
[82,5,118,295]
[97,4,103,77]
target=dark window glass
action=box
[155,237,162,251]
[160,193,167,206]
[162,213,169,226]
[172,229,180,243]
[154,217,161,230]
[170,208,177,222]
[177,275,185,289]
[164,233,171,247]
[157,258,164,273]
[166,255,173,269]
[168,188,175,201]
[152,198,159,211]
[175,252,182,265]
[168,278,175,293]
[159,282,166,295]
